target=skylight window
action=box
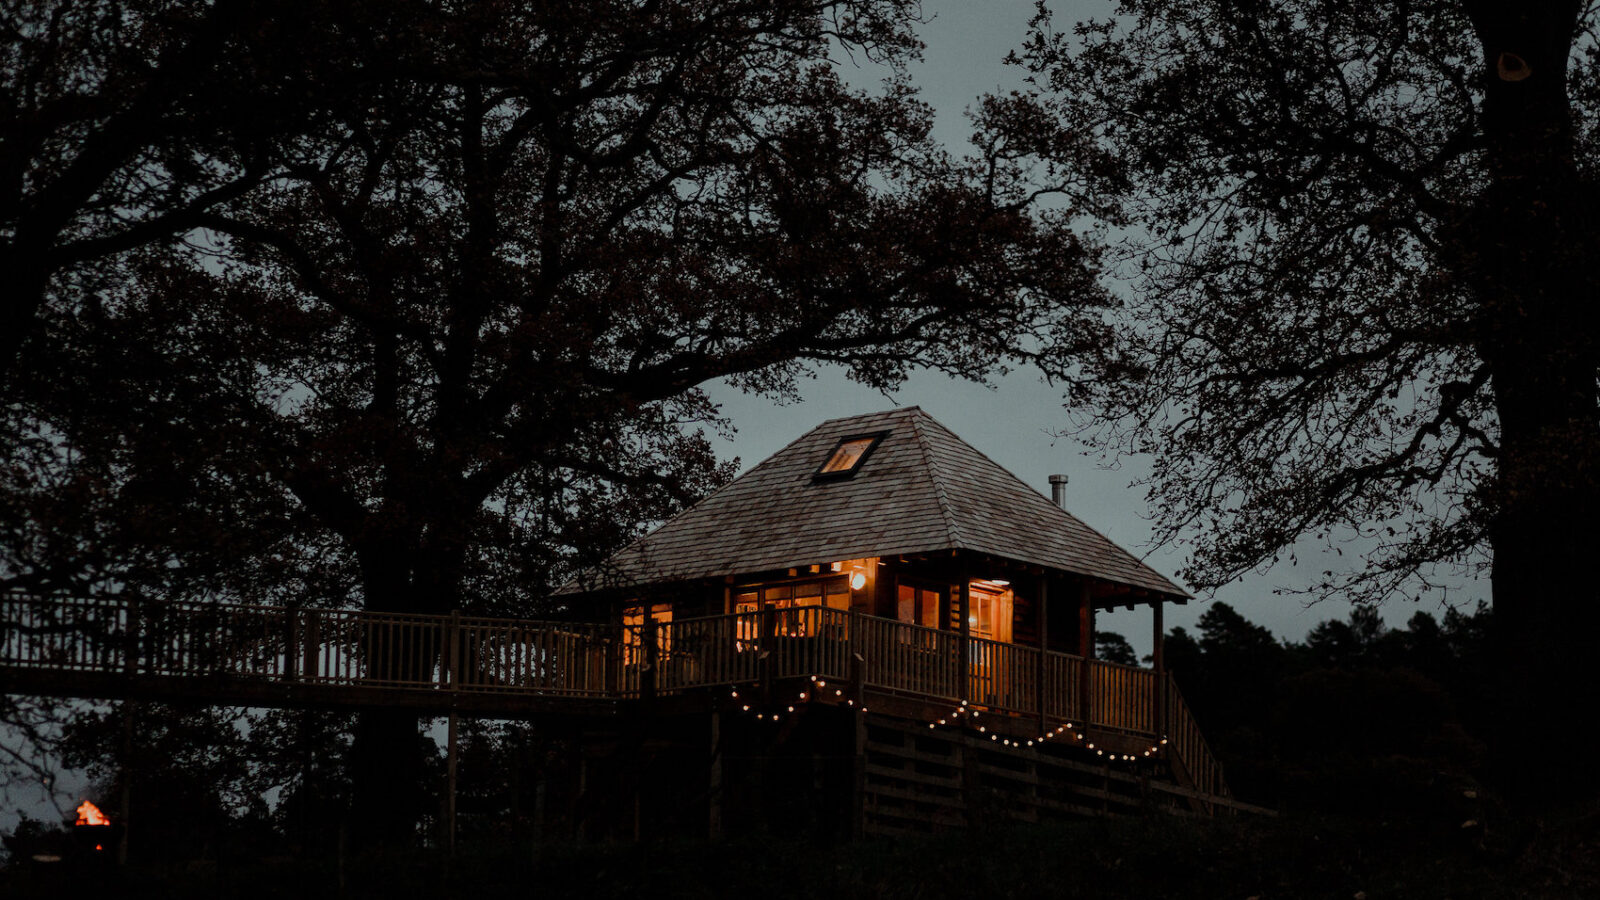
[813,432,886,481]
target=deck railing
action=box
[3,595,1222,793]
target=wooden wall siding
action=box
[3,594,1222,799]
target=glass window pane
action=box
[820,438,874,473]
[918,589,941,629]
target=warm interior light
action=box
[819,437,876,474]
[849,572,867,590]
[830,562,842,572]
[75,800,110,827]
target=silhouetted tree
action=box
[1094,630,1139,666]
[998,0,1600,806]
[5,0,1111,841]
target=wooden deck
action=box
[0,596,1224,797]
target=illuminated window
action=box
[813,432,887,481]
[734,575,850,644]
[897,584,943,630]
[622,603,672,665]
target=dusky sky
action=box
[702,0,1489,657]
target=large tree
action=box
[997,0,1599,804]
[0,0,382,377]
[6,0,1109,839]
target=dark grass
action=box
[6,810,1600,899]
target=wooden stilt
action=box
[446,709,458,856]
[708,712,722,840]
[1077,581,1094,724]
[1152,600,1166,737]
[1036,575,1049,734]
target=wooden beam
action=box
[958,561,971,704]
[1152,599,1165,739]
[1078,580,1093,723]
[1036,574,1049,735]
[446,708,459,856]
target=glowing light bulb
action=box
[742,705,750,711]
[850,572,867,590]
[929,723,936,729]
[787,706,794,712]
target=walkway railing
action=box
[3,595,1222,793]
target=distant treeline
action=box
[1104,601,1490,812]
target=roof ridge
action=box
[814,405,921,428]
[908,409,963,548]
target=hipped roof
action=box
[569,407,1187,600]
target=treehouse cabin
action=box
[560,408,1234,836]
[0,407,1240,841]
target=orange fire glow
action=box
[75,800,110,827]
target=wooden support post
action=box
[1152,599,1166,738]
[851,706,867,840]
[119,596,137,866]
[447,609,462,690]
[1077,581,1093,726]
[301,610,320,682]
[708,712,723,840]
[446,709,459,856]
[958,564,972,704]
[118,700,133,866]
[849,651,866,707]
[285,605,299,682]
[759,604,775,703]
[1036,575,1049,735]
[642,615,659,704]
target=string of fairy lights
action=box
[726,675,1168,765]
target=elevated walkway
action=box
[1,595,1229,803]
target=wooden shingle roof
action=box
[570,407,1188,599]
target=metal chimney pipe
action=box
[1049,474,1069,509]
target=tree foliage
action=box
[4,0,1112,838]
[1000,0,1599,605]
[1166,601,1489,812]
[993,0,1600,804]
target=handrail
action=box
[2,594,1223,793]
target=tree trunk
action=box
[1469,0,1600,808]
[344,523,472,844]
[346,541,432,846]
[348,706,428,847]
